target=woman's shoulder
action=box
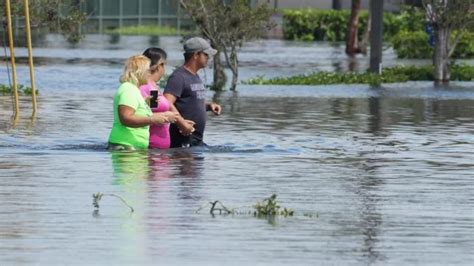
[119,82,137,91]
[117,82,141,98]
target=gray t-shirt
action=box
[164,66,207,142]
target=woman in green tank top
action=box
[108,55,178,150]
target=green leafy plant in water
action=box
[196,194,295,218]
[253,194,294,217]
[92,192,134,213]
[243,64,474,85]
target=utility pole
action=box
[369,0,384,74]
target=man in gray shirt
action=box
[164,37,222,148]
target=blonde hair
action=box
[119,55,151,86]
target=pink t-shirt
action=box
[139,81,171,149]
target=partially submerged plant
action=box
[195,194,294,217]
[0,84,38,96]
[253,194,294,217]
[92,192,134,213]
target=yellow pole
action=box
[23,0,37,116]
[5,0,20,118]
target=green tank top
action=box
[108,82,152,149]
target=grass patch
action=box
[106,25,188,36]
[243,64,474,86]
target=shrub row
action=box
[282,8,473,59]
[282,8,425,42]
[391,31,474,58]
[243,64,474,86]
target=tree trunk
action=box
[212,50,227,91]
[359,10,371,54]
[346,0,362,55]
[433,27,450,82]
[333,0,343,10]
[229,46,239,91]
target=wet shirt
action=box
[164,66,207,143]
[108,82,152,149]
[139,81,171,149]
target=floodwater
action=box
[0,35,473,265]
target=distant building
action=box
[81,0,409,33]
[253,0,403,11]
[81,0,186,33]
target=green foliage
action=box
[450,64,474,80]
[452,32,474,58]
[106,25,189,36]
[384,6,426,37]
[0,84,38,96]
[243,64,474,86]
[253,194,294,217]
[391,31,433,58]
[283,9,351,42]
[158,74,170,89]
[180,0,275,90]
[392,30,474,58]
[282,7,426,42]
[244,72,397,86]
[0,0,87,43]
[195,194,295,218]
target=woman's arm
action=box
[118,105,171,127]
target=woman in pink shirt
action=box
[140,48,194,149]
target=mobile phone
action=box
[150,90,158,108]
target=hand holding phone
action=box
[150,90,159,108]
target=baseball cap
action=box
[183,37,218,56]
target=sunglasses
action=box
[150,61,166,72]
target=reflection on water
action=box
[1,83,473,264]
[0,34,473,264]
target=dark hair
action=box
[184,52,196,63]
[143,47,167,67]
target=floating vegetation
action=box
[243,64,474,86]
[0,84,38,96]
[92,192,134,213]
[196,194,295,217]
[254,194,294,217]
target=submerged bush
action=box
[0,84,38,96]
[243,64,474,86]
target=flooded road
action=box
[0,35,473,265]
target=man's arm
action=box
[163,93,195,135]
